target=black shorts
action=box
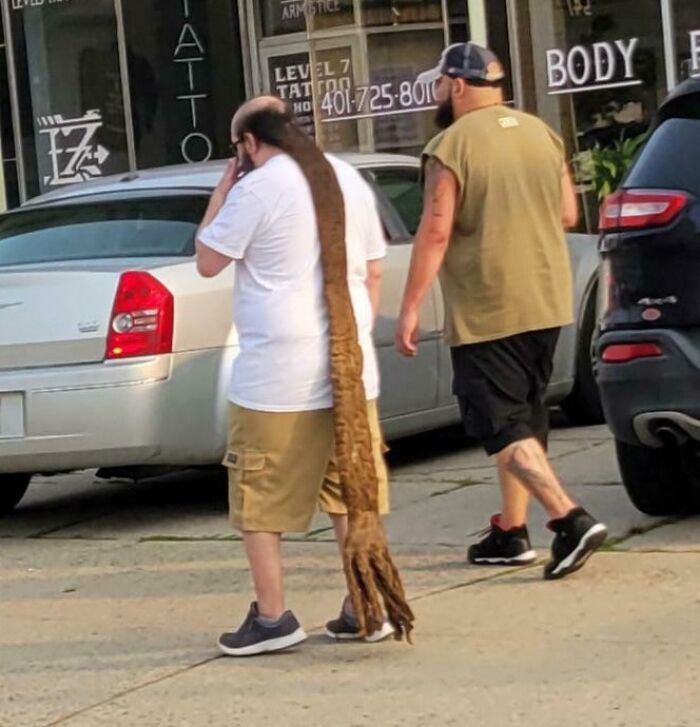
[451,328,561,456]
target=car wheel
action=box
[0,474,32,517]
[561,287,604,425]
[615,440,696,516]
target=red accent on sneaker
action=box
[494,514,528,533]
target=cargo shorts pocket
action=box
[222,449,266,528]
[222,450,266,471]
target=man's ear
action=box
[243,132,257,154]
[451,77,468,100]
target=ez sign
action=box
[546,38,641,95]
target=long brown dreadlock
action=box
[237,108,414,642]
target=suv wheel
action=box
[615,440,697,515]
[562,288,604,425]
[0,474,32,517]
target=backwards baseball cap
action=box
[417,42,505,85]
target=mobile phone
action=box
[237,155,254,176]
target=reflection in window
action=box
[0,196,207,267]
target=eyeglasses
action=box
[229,137,242,156]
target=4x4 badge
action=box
[637,296,678,306]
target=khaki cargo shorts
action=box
[223,400,390,533]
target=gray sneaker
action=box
[325,607,395,643]
[218,602,307,657]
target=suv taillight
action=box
[106,271,174,360]
[599,189,688,231]
[601,343,663,363]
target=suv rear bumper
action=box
[597,329,700,447]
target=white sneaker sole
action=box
[470,549,538,566]
[546,523,608,580]
[325,621,395,643]
[218,627,308,657]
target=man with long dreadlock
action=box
[195,96,413,656]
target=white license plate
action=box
[0,393,25,438]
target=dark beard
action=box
[435,100,455,129]
[238,151,255,174]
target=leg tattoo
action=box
[503,441,574,515]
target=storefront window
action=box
[360,0,442,28]
[448,0,470,43]
[364,29,447,153]
[122,0,246,168]
[261,0,355,37]
[673,1,700,82]
[516,0,667,231]
[6,0,130,198]
[485,0,515,104]
[0,12,20,210]
[257,0,454,155]
[266,43,360,149]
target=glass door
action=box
[259,36,363,152]
[306,0,448,155]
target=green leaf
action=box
[602,160,618,176]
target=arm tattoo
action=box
[424,158,457,223]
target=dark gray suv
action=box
[597,78,700,515]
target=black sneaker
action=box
[325,607,395,643]
[218,602,307,657]
[467,514,538,566]
[544,508,608,580]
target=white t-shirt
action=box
[198,153,387,412]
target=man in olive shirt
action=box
[396,43,607,580]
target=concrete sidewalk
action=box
[1,423,699,727]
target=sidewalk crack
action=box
[41,655,220,727]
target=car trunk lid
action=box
[0,259,186,369]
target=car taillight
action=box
[106,271,174,360]
[599,189,688,231]
[601,343,663,363]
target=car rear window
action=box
[0,195,208,267]
[624,118,700,195]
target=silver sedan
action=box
[0,153,601,515]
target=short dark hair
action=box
[461,77,505,89]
